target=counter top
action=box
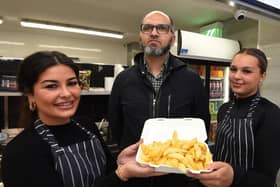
[0,87,111,96]
[81,88,111,95]
[0,92,22,96]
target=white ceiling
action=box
[0,0,235,43]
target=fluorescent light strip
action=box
[38,44,102,52]
[74,55,100,60]
[0,57,24,60]
[20,20,123,39]
[0,41,25,46]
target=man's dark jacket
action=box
[108,52,210,187]
[109,53,210,187]
[109,52,210,147]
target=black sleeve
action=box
[108,73,124,144]
[1,133,64,187]
[192,75,211,134]
[95,171,127,187]
[232,169,275,187]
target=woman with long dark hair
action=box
[1,51,164,187]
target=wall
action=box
[223,18,258,48]
[258,21,280,106]
[224,17,280,106]
[0,19,127,65]
[260,44,280,106]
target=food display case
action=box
[170,29,240,144]
[180,59,230,144]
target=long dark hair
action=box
[17,51,79,128]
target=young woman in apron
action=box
[188,48,280,187]
[1,51,164,187]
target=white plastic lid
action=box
[140,118,207,143]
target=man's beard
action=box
[141,38,172,57]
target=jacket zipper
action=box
[151,70,171,118]
[168,94,171,117]
[152,96,156,118]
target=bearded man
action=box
[108,10,210,187]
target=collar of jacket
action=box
[133,52,186,75]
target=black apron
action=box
[213,96,260,171]
[34,119,106,187]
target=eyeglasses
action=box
[140,24,172,34]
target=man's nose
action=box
[151,26,159,35]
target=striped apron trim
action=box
[34,119,106,187]
[214,96,260,171]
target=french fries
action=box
[139,131,212,173]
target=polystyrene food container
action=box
[136,118,212,174]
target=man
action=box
[108,10,210,187]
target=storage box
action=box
[136,118,212,174]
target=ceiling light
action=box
[73,55,100,60]
[228,1,235,7]
[0,19,3,24]
[38,44,102,52]
[0,41,25,46]
[20,19,123,39]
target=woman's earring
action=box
[29,102,36,111]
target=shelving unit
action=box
[178,58,230,144]
[81,88,111,95]
[0,88,111,129]
[208,69,229,144]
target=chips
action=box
[139,131,212,173]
